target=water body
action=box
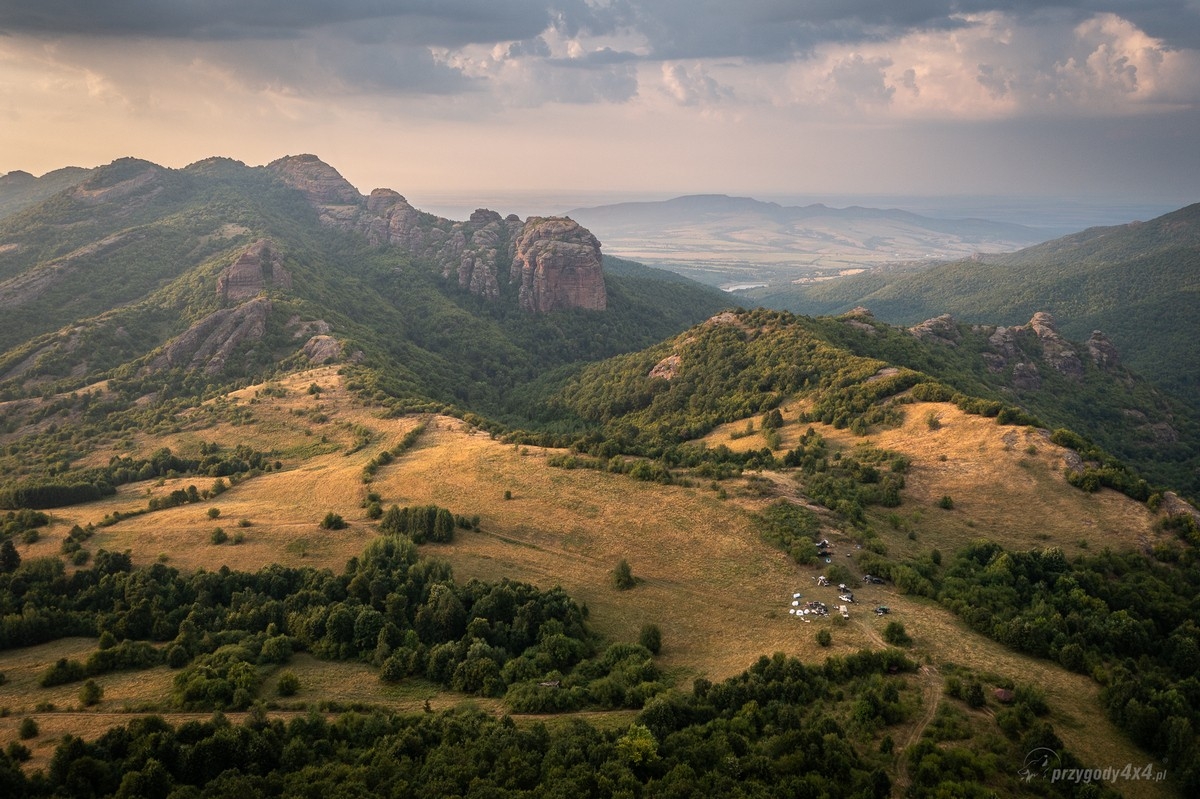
[409,190,1188,236]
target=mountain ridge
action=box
[566,192,1050,288]
[746,201,1200,401]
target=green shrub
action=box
[17,717,38,739]
[277,670,300,697]
[613,559,636,590]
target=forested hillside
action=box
[747,203,1200,400]
[0,157,729,498]
[1,156,1198,797]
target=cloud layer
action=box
[0,1,1197,198]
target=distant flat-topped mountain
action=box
[566,193,1048,289]
[747,201,1200,403]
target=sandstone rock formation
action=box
[909,314,960,345]
[217,239,291,304]
[511,217,606,312]
[149,297,271,375]
[268,155,606,313]
[1027,311,1083,378]
[267,154,361,206]
[649,354,682,380]
[1087,330,1120,369]
[303,335,343,365]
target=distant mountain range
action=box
[746,202,1200,403]
[566,193,1050,289]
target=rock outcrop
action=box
[149,297,271,375]
[268,155,606,313]
[909,314,960,345]
[1027,312,1083,378]
[511,217,606,312]
[302,335,343,365]
[840,307,877,334]
[1087,330,1120,369]
[217,239,291,304]
[649,354,682,380]
[267,154,361,206]
[981,312,1095,383]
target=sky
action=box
[1,1,1199,211]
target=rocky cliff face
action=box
[911,310,1126,387]
[149,298,272,375]
[217,239,292,304]
[511,217,606,313]
[268,155,606,313]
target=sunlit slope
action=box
[3,364,1181,797]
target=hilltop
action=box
[0,155,729,425]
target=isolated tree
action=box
[639,624,662,654]
[79,679,103,707]
[883,621,912,646]
[613,559,636,590]
[816,628,832,647]
[17,717,37,739]
[320,512,346,530]
[277,670,300,697]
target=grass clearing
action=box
[6,376,1178,796]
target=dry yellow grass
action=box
[4,373,1179,796]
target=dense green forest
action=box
[852,511,1200,794]
[0,506,1108,798]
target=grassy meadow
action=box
[0,370,1177,796]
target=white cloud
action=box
[661,62,733,106]
[757,11,1200,120]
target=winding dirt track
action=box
[852,618,943,793]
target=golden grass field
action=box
[0,370,1178,796]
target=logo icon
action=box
[1019,748,1061,782]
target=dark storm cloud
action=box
[0,1,554,46]
[951,1,1200,49]
[4,1,1197,54]
[624,1,1200,59]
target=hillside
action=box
[0,167,92,220]
[747,203,1200,400]
[0,156,729,429]
[566,193,1048,289]
[1,160,1198,795]
[0,355,1193,795]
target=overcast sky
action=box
[2,1,1198,208]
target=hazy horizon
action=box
[2,2,1197,207]
[404,189,1187,234]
